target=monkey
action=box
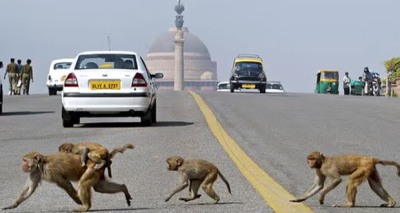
[58,142,116,178]
[2,143,134,212]
[290,151,400,207]
[58,142,134,179]
[164,155,231,203]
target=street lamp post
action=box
[174,0,185,91]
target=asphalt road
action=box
[0,91,399,213]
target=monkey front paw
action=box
[2,204,17,210]
[319,197,325,205]
[289,198,306,203]
[380,202,396,208]
[179,194,201,202]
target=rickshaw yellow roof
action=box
[317,69,338,73]
[235,58,263,64]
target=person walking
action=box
[15,59,23,95]
[21,59,33,95]
[343,72,351,95]
[3,58,18,95]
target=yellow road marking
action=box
[189,91,314,213]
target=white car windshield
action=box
[75,54,137,70]
[54,62,72,69]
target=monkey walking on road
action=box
[165,155,231,203]
[2,143,134,212]
[290,151,400,207]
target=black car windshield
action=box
[75,54,137,70]
[235,62,263,72]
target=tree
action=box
[384,57,400,81]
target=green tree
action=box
[384,57,400,81]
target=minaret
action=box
[174,0,184,91]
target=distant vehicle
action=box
[315,69,339,94]
[47,58,74,95]
[363,67,381,96]
[229,54,267,93]
[266,81,285,93]
[61,51,164,127]
[216,81,230,92]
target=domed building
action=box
[145,27,218,90]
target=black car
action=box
[229,54,267,93]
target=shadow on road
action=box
[79,121,194,128]
[0,111,55,116]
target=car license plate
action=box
[242,84,255,89]
[90,80,121,90]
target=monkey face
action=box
[58,143,74,153]
[166,156,184,171]
[307,151,324,168]
[307,158,317,168]
[21,159,32,172]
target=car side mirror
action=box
[152,73,164,79]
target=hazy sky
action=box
[1,0,399,94]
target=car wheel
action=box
[73,115,80,125]
[62,107,74,128]
[230,83,234,93]
[49,88,56,96]
[151,101,157,123]
[259,85,266,93]
[141,108,153,126]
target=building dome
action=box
[145,27,217,83]
[147,27,211,60]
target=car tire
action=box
[141,107,153,126]
[259,85,266,93]
[62,107,74,128]
[151,100,157,123]
[230,83,234,93]
[73,115,80,125]
[49,88,57,96]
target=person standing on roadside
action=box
[3,58,18,95]
[342,72,351,95]
[21,59,33,95]
[15,59,23,95]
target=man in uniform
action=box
[21,59,34,95]
[15,59,23,95]
[3,58,18,95]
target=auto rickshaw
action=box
[315,70,339,94]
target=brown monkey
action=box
[165,156,231,203]
[290,151,400,207]
[58,142,115,178]
[2,144,134,212]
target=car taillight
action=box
[64,73,78,87]
[132,73,147,87]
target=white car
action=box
[61,51,163,127]
[266,81,285,93]
[47,58,74,95]
[216,81,230,92]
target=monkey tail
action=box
[377,159,400,176]
[109,144,135,159]
[217,170,232,194]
